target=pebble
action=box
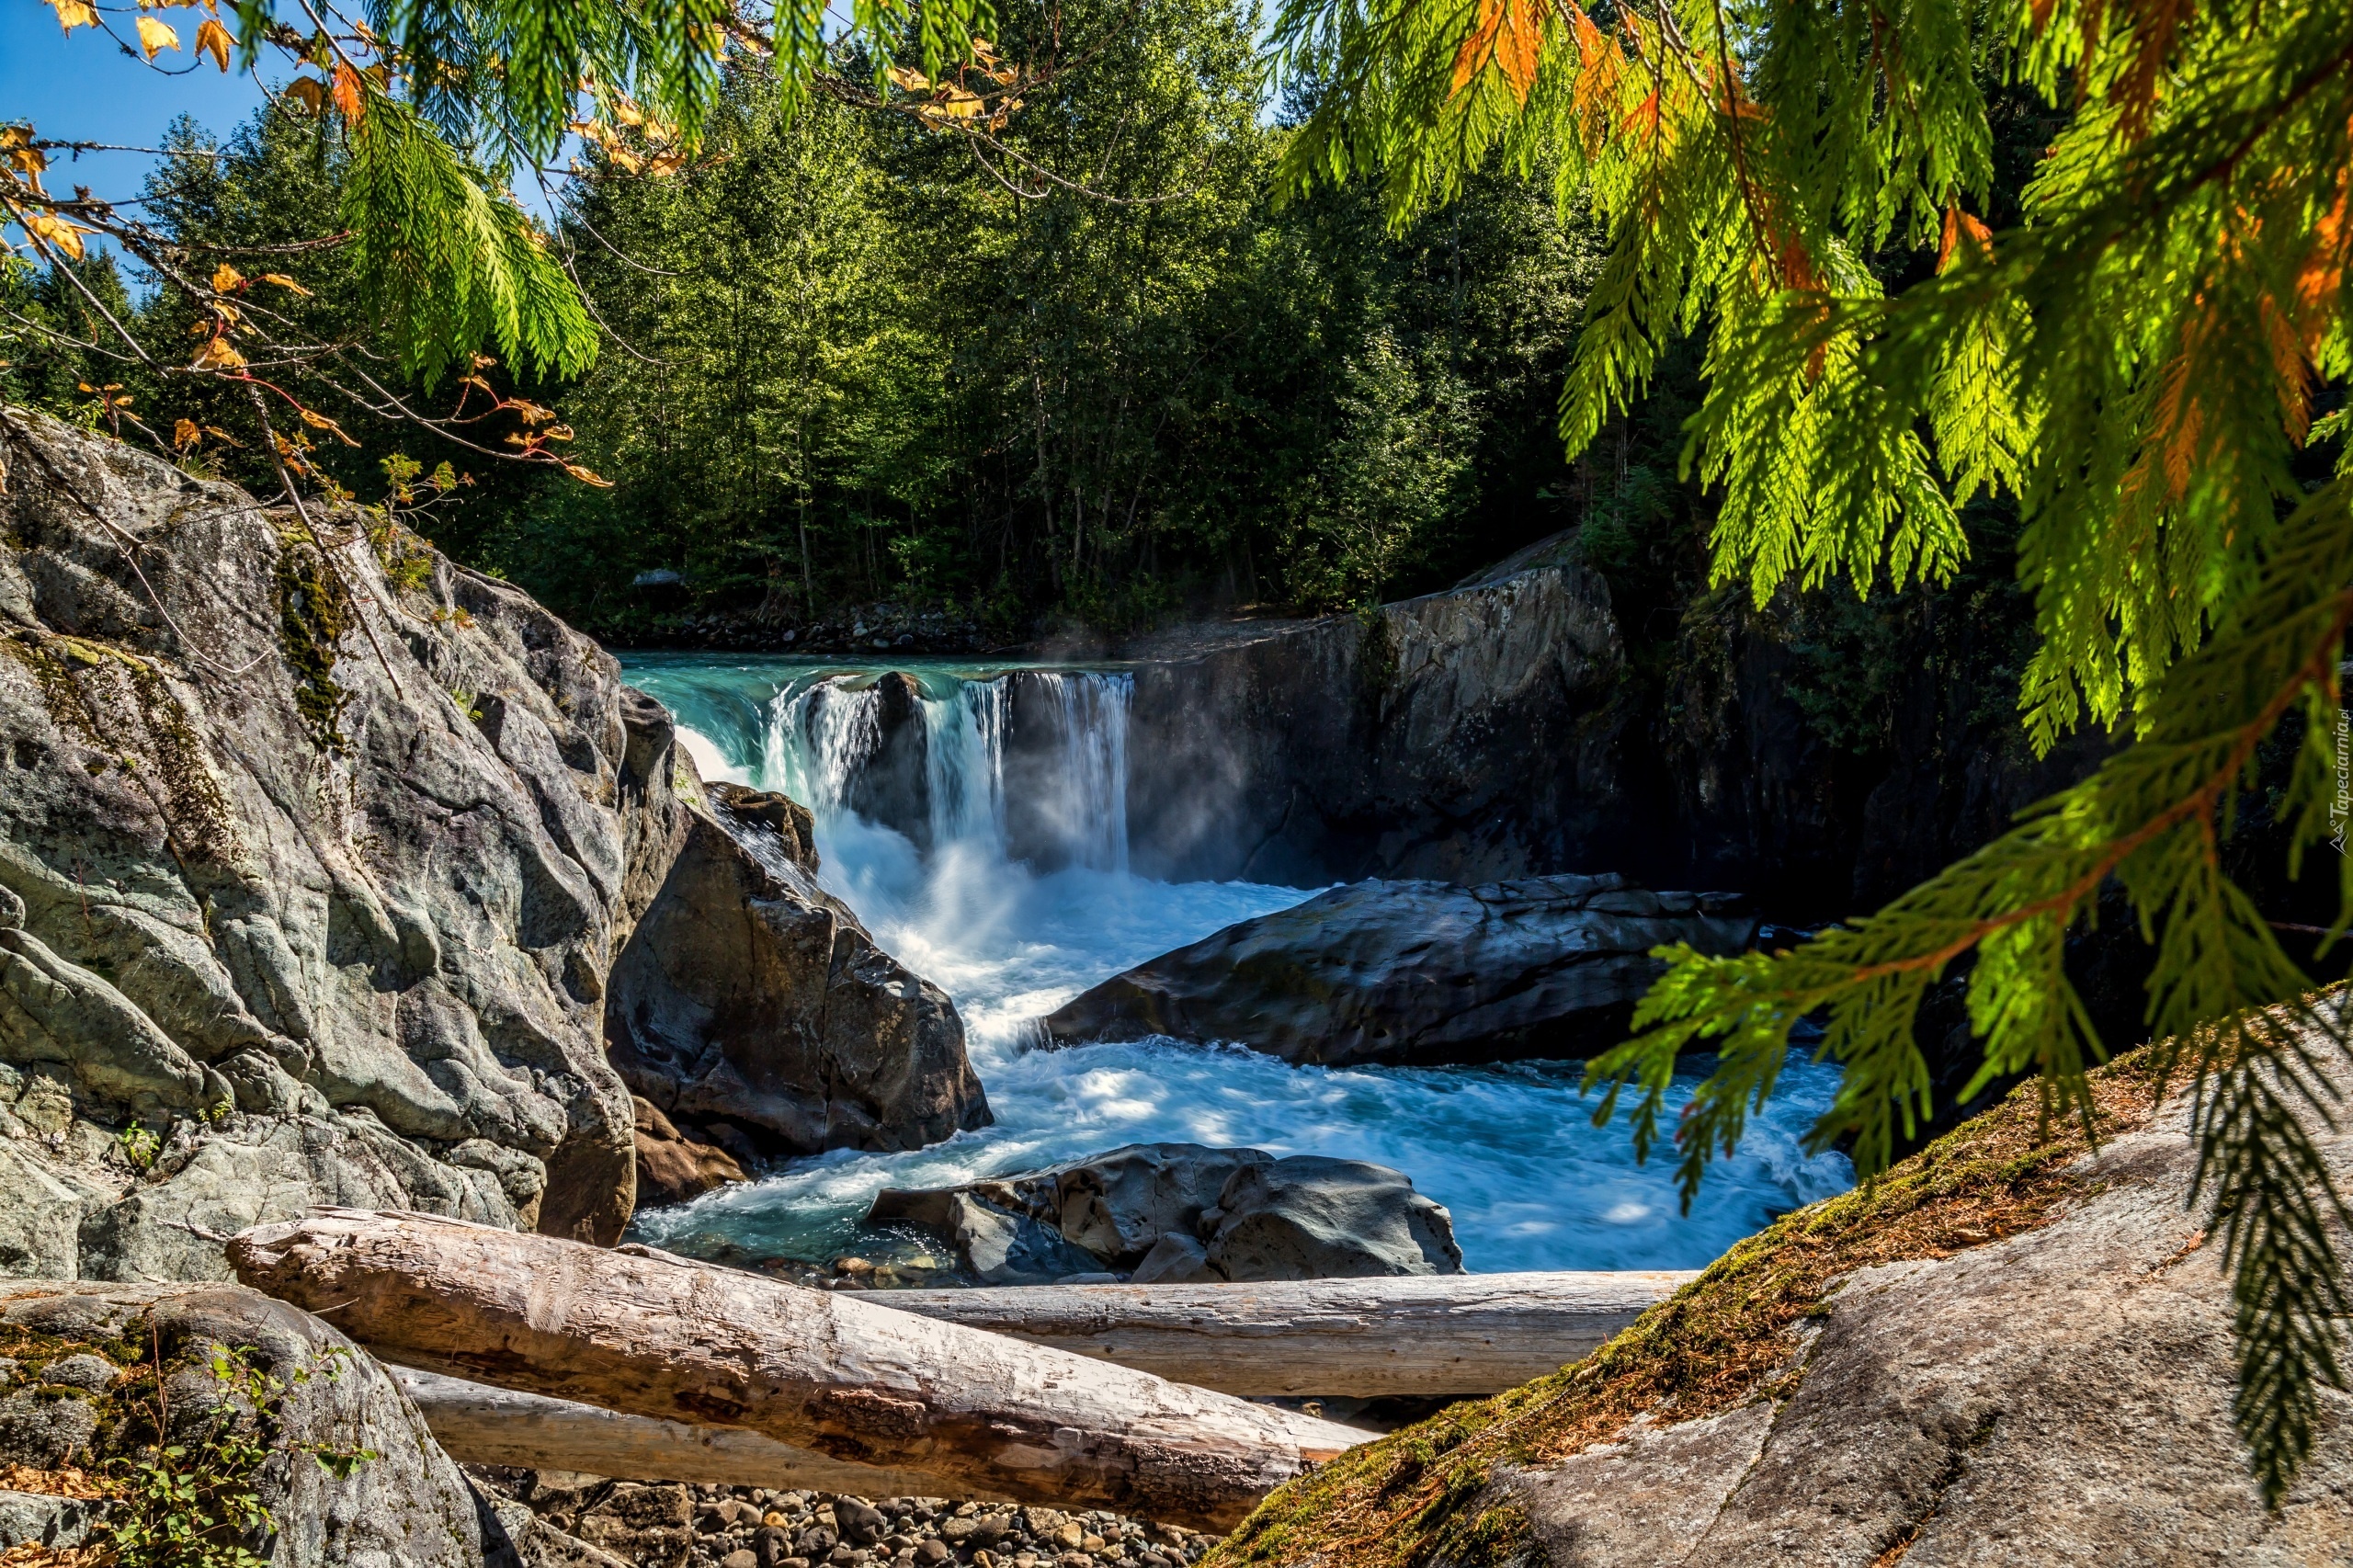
[466,1472,1219,1568]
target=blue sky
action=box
[3,3,273,180]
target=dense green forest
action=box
[0,0,1702,644]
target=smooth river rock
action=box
[869,1142,1462,1284]
[1042,873,1753,1066]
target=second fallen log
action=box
[229,1209,1367,1530]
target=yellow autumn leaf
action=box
[285,77,326,115]
[173,418,201,450]
[190,335,246,370]
[134,17,181,59]
[257,272,312,296]
[211,262,244,292]
[887,64,931,92]
[612,99,646,128]
[20,210,88,261]
[299,407,359,446]
[562,462,613,488]
[194,17,233,70]
[49,0,98,33]
[938,88,985,118]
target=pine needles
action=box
[1270,0,2353,1504]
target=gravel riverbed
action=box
[472,1471,1221,1568]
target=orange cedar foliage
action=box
[333,62,367,122]
[1938,204,1995,271]
[1450,0,1546,103]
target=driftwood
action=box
[231,1210,1367,1530]
[877,1271,1693,1396]
[390,1367,1006,1500]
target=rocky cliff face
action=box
[0,407,978,1282]
[1119,547,2107,918]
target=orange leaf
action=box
[173,418,201,451]
[194,16,233,70]
[285,77,326,115]
[20,210,89,262]
[190,335,246,370]
[332,62,365,121]
[257,271,313,296]
[133,16,180,58]
[1937,205,1994,272]
[211,262,245,292]
[1450,0,1544,103]
[300,407,359,446]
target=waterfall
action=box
[921,677,1008,858]
[1034,672,1130,874]
[750,667,1131,871]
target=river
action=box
[617,652,1854,1275]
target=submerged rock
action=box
[866,1142,1461,1283]
[606,780,991,1164]
[1042,873,1753,1066]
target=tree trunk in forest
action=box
[229,1210,1368,1530]
[876,1271,1691,1396]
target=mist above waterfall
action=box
[622,653,1854,1271]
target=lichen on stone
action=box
[274,534,354,754]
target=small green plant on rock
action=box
[97,1332,375,1568]
[116,1123,161,1173]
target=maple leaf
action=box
[212,262,245,292]
[888,65,932,92]
[285,77,326,115]
[190,335,247,370]
[257,272,313,296]
[20,210,89,261]
[173,418,201,451]
[47,0,97,34]
[194,17,233,70]
[134,16,180,59]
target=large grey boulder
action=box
[1043,873,1754,1066]
[866,1142,1461,1283]
[0,405,686,1267]
[0,407,983,1279]
[0,1278,511,1566]
[606,780,990,1163]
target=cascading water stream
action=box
[622,652,1855,1272]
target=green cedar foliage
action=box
[1270,0,2353,1502]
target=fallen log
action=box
[875,1271,1694,1396]
[231,1210,1367,1530]
[390,1366,1005,1500]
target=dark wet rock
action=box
[606,794,990,1162]
[1205,1157,1461,1279]
[866,1143,1461,1282]
[1044,873,1752,1067]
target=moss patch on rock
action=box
[1208,1052,2168,1568]
[274,536,353,754]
